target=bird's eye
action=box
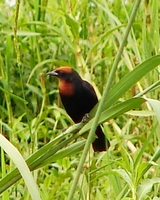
[58,70,65,75]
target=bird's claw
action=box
[82,113,90,123]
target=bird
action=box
[47,67,110,152]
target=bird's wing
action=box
[82,80,98,106]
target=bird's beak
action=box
[47,70,58,76]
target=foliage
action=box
[0,0,160,199]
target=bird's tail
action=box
[92,126,110,152]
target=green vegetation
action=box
[0,0,160,199]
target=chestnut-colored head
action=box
[47,67,81,96]
[47,67,81,82]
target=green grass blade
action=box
[145,98,160,126]
[105,55,160,108]
[137,177,160,200]
[0,134,41,200]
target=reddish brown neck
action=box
[59,80,74,96]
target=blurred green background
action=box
[0,0,160,199]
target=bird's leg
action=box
[81,113,90,123]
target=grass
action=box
[0,0,160,199]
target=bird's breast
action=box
[59,80,74,96]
